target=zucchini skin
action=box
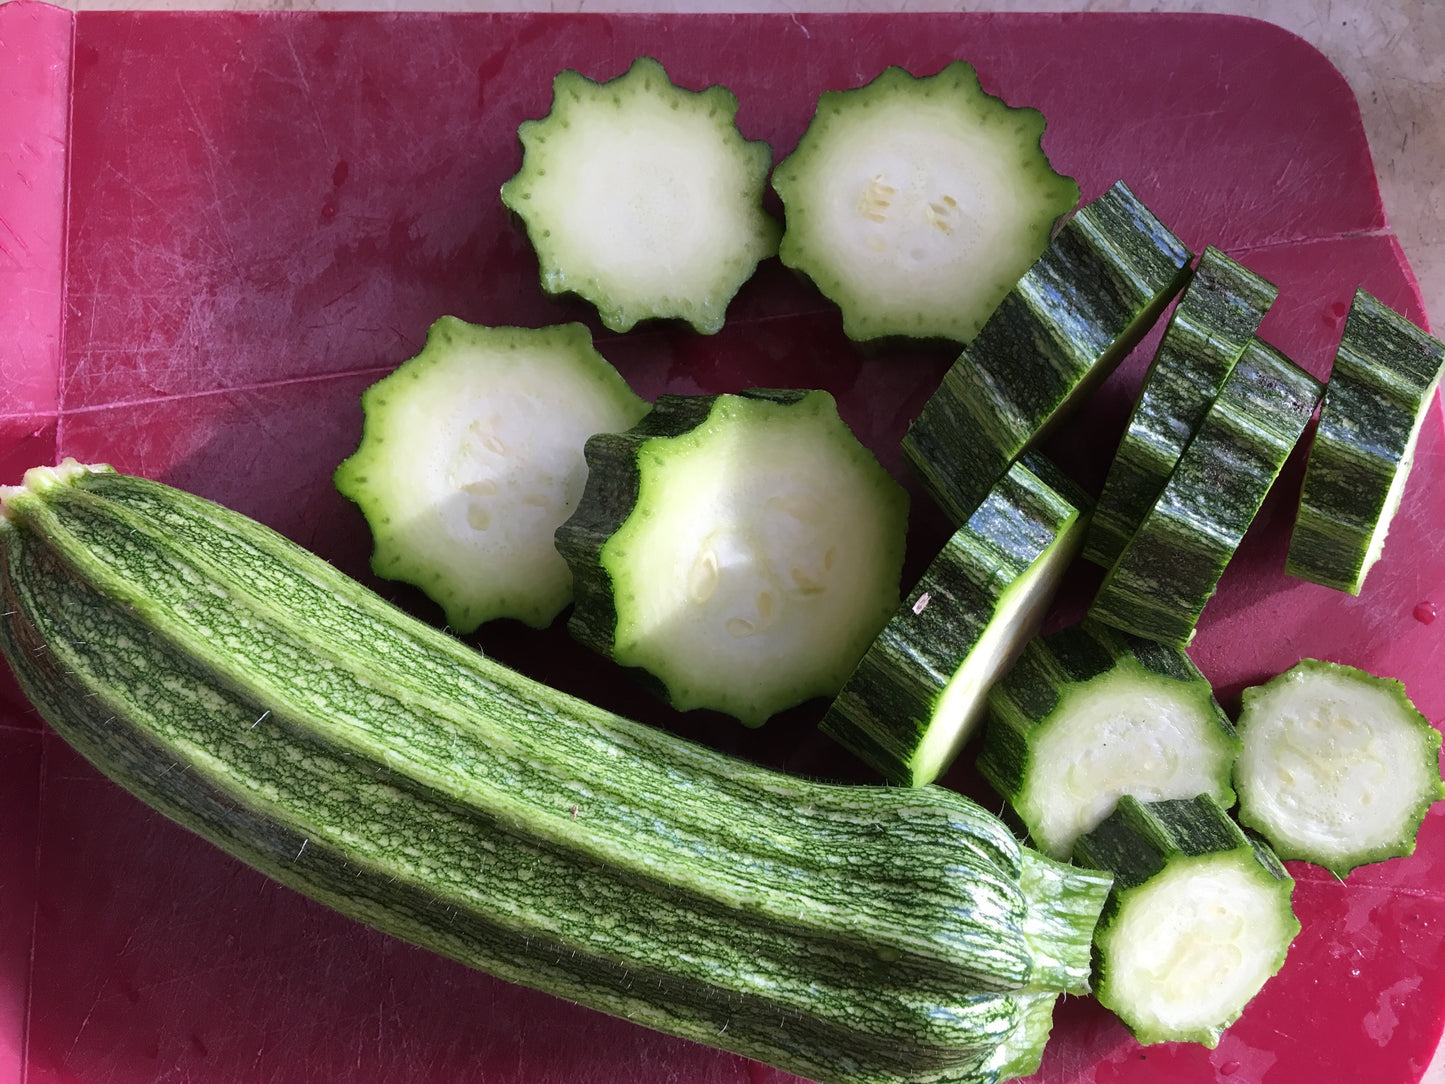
[820,458,1085,787]
[902,180,1191,525]
[0,463,1111,1084]
[1088,338,1323,646]
[1285,289,1445,594]
[1083,246,1277,569]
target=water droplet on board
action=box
[1414,601,1438,625]
[1324,300,1350,329]
[1219,1060,1241,1076]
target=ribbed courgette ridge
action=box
[901,179,1192,525]
[0,463,1112,1084]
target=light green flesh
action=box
[335,320,646,633]
[1017,671,1237,860]
[1097,853,1296,1046]
[502,58,779,334]
[603,397,906,726]
[1234,662,1445,873]
[911,523,1083,784]
[774,63,1076,344]
[1355,399,1428,589]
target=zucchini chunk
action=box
[500,57,780,335]
[977,620,1240,861]
[902,180,1192,525]
[1088,338,1323,646]
[1074,794,1299,1048]
[1286,289,1445,594]
[556,390,908,727]
[1233,659,1445,877]
[821,456,1087,787]
[770,61,1079,345]
[0,461,1113,1084]
[334,317,648,633]
[1083,246,1278,569]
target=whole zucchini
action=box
[0,461,1111,1084]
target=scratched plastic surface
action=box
[1,6,1443,1083]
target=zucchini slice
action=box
[770,61,1079,345]
[977,620,1240,861]
[1083,246,1278,569]
[1088,338,1323,646]
[556,389,908,727]
[1233,659,1445,877]
[902,180,1192,525]
[820,456,1087,787]
[500,57,780,335]
[1074,794,1299,1048]
[334,317,648,633]
[1285,289,1445,594]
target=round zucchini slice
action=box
[557,389,908,726]
[501,56,780,335]
[771,61,1078,344]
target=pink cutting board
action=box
[2,6,1443,1083]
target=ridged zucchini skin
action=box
[1285,289,1445,594]
[901,180,1191,525]
[1088,338,1323,646]
[0,462,1111,1084]
[1083,246,1278,569]
[820,458,1086,787]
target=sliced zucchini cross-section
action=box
[334,317,648,633]
[771,61,1079,346]
[1286,289,1445,594]
[557,389,908,727]
[501,56,780,335]
[1074,794,1299,1048]
[1233,658,1445,877]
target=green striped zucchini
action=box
[1083,246,1278,569]
[901,180,1192,525]
[1073,794,1299,1047]
[1285,289,1445,594]
[0,461,1112,1084]
[977,619,1240,861]
[820,456,1087,787]
[1088,338,1323,646]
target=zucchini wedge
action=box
[1233,659,1445,877]
[556,390,908,727]
[0,461,1112,1084]
[1088,338,1323,646]
[977,619,1240,861]
[1074,794,1299,1048]
[1285,289,1445,594]
[500,57,780,335]
[334,317,648,633]
[771,61,1079,345]
[1083,246,1278,569]
[820,456,1087,787]
[902,180,1191,525]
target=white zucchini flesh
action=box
[501,57,779,335]
[1234,660,1445,875]
[772,62,1078,344]
[334,318,647,633]
[915,526,1082,783]
[601,395,906,726]
[1016,672,1238,860]
[1096,852,1298,1043]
